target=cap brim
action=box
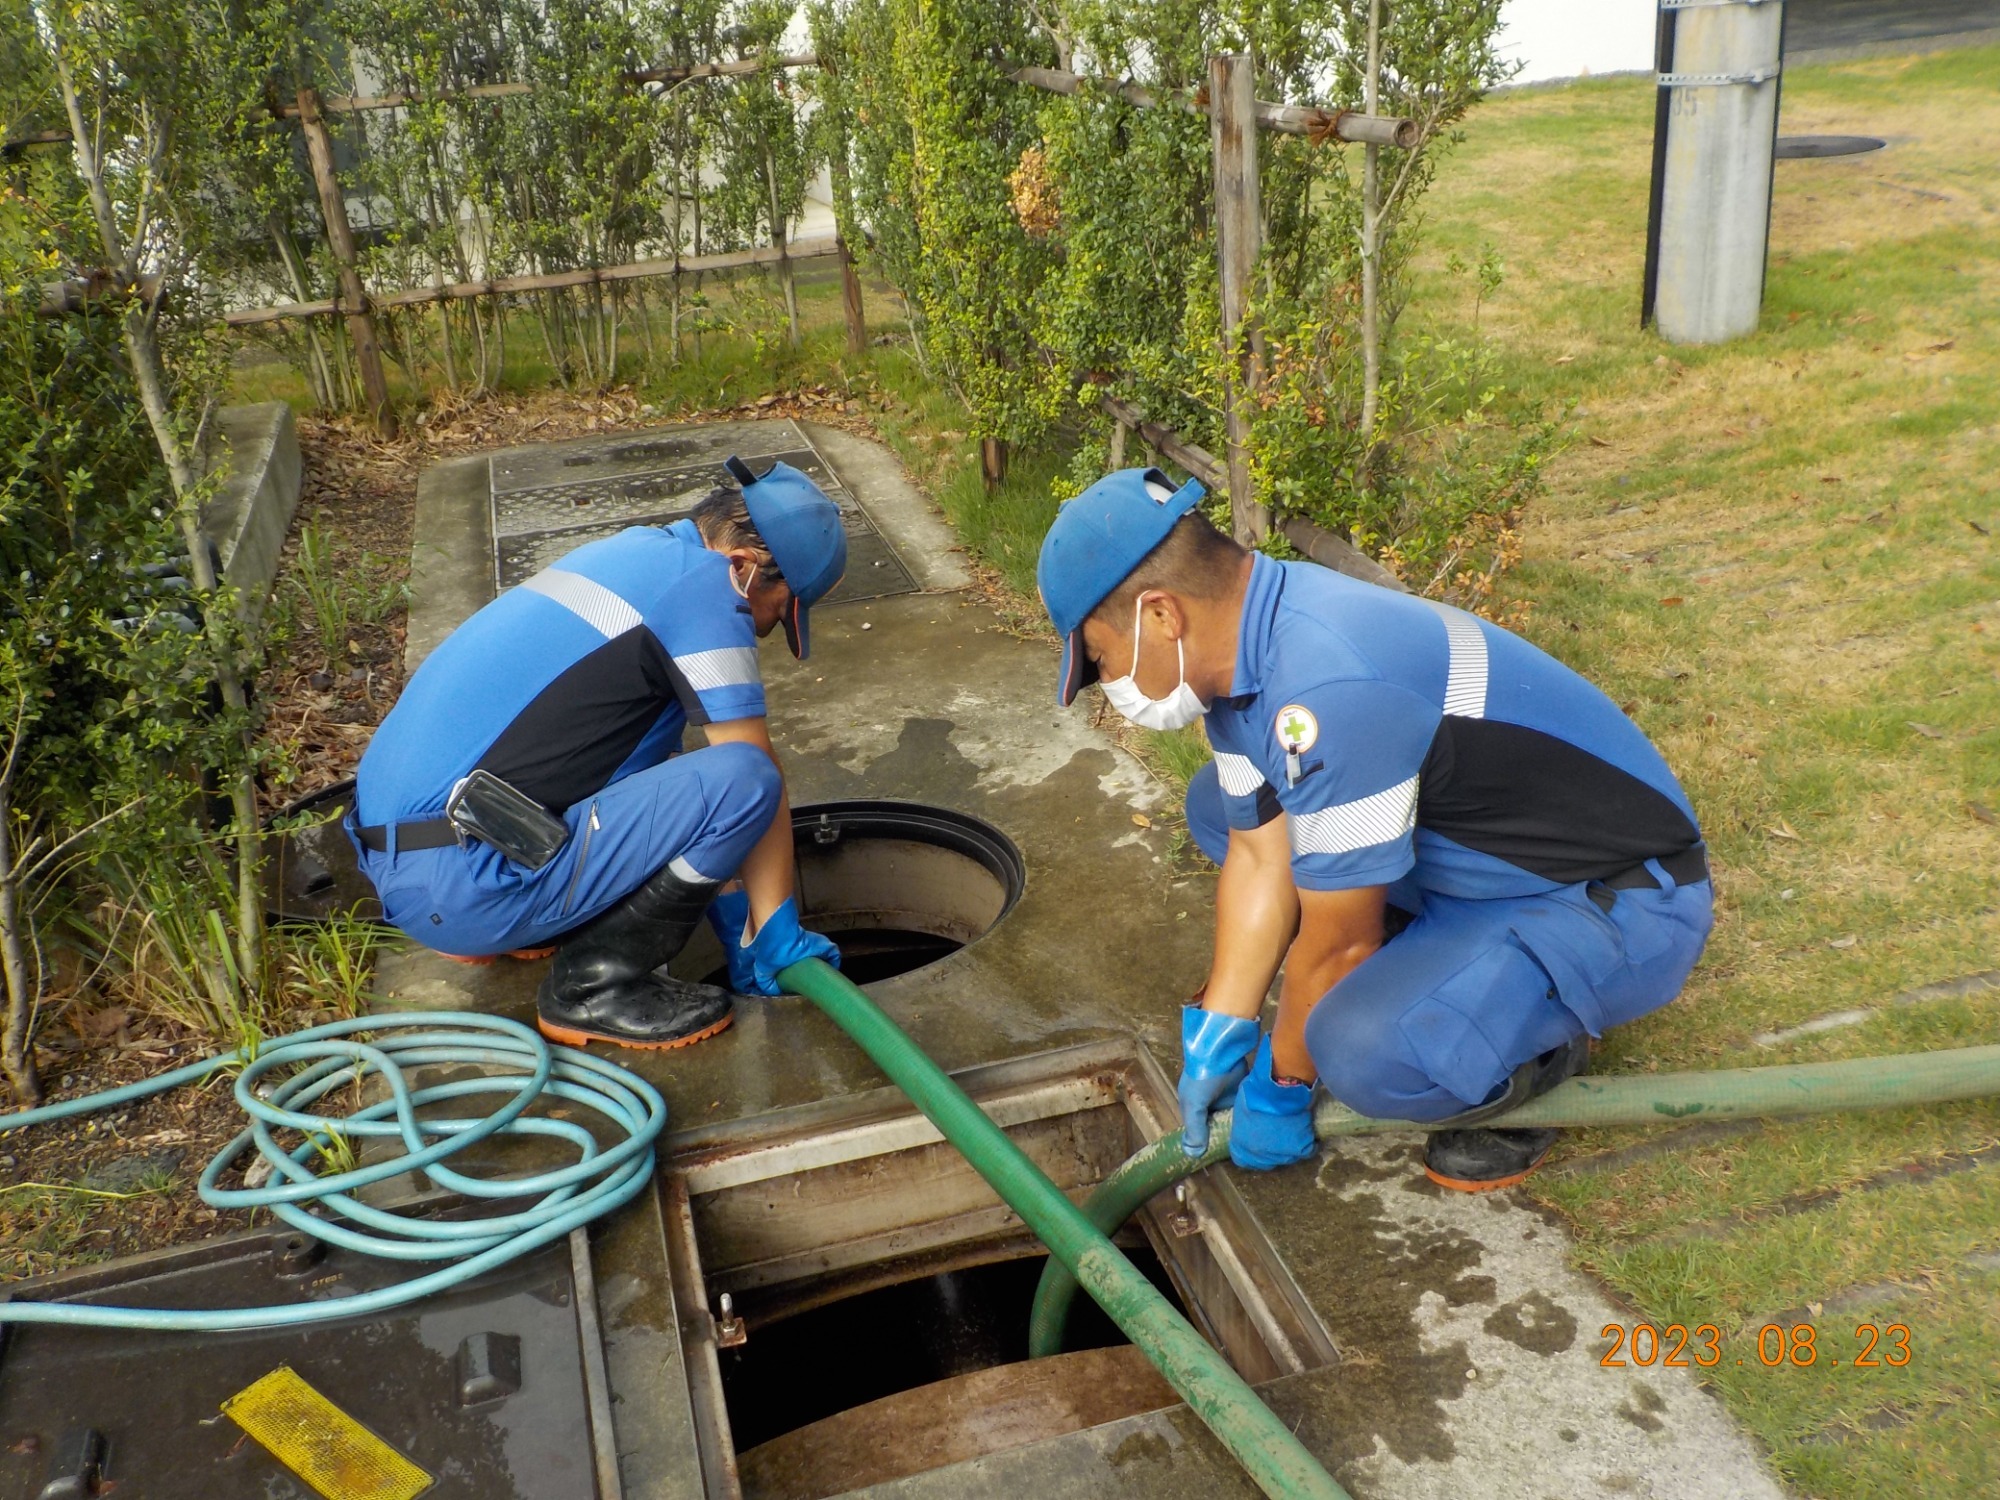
[1057,629,1099,706]
[783,594,809,660]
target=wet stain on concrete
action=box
[1442,1274,1498,1308]
[1482,1290,1578,1355]
[1245,1165,1485,1467]
[1105,1429,1174,1469]
[1314,1147,1409,1194]
[1618,1382,1669,1433]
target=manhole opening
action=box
[672,800,1025,988]
[715,1246,1188,1454]
[662,1043,1338,1500]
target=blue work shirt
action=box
[1204,555,1702,899]
[357,520,765,826]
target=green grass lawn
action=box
[1410,45,2000,1496]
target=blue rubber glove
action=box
[1228,1034,1318,1172]
[747,897,843,995]
[704,890,760,995]
[1177,1005,1260,1157]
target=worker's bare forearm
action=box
[699,715,795,924]
[737,775,795,925]
[1202,819,1299,1020]
[1269,885,1388,1083]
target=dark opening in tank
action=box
[681,800,1025,986]
[716,1246,1184,1453]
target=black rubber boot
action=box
[1422,1033,1591,1192]
[536,865,735,1051]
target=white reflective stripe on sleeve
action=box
[675,645,762,693]
[1213,751,1266,797]
[519,568,643,639]
[1427,601,1489,719]
[667,854,715,883]
[1288,776,1419,858]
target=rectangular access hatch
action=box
[0,1222,621,1499]
[660,1041,1338,1500]
[488,419,918,602]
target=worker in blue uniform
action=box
[349,457,846,1051]
[1039,469,1713,1190]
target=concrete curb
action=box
[798,420,974,593]
[201,401,301,617]
[405,452,495,674]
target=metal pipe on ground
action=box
[1028,1042,2000,1357]
[778,957,1353,1500]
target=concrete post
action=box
[1209,52,1268,545]
[1648,0,1786,344]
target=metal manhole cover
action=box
[1774,135,1887,159]
[490,423,918,602]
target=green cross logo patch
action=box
[1276,704,1318,755]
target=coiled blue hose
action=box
[0,1012,666,1331]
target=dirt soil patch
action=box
[1,1017,255,1282]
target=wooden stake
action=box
[981,437,1008,491]
[297,86,396,437]
[1209,53,1267,545]
[838,237,866,355]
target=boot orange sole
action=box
[1424,1164,1540,1193]
[536,1011,734,1052]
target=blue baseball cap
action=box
[727,456,847,659]
[1037,467,1206,705]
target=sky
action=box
[1497,0,1658,83]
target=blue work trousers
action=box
[1186,761,1713,1121]
[352,741,781,959]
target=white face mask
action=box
[1101,593,1206,731]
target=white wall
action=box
[1497,0,1658,84]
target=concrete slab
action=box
[378,424,1791,1500]
[407,452,492,672]
[201,401,301,616]
[798,421,972,592]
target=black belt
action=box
[353,817,459,853]
[1590,844,1708,910]
[1605,843,1708,890]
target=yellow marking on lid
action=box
[222,1365,432,1500]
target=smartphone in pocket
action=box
[445,770,571,870]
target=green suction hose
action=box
[778,957,1353,1500]
[1028,1043,2000,1359]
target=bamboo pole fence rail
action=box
[3,53,820,149]
[268,51,819,116]
[1100,394,1405,593]
[221,236,845,326]
[1008,66,1418,148]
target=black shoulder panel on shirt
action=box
[475,629,689,814]
[1418,717,1699,884]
